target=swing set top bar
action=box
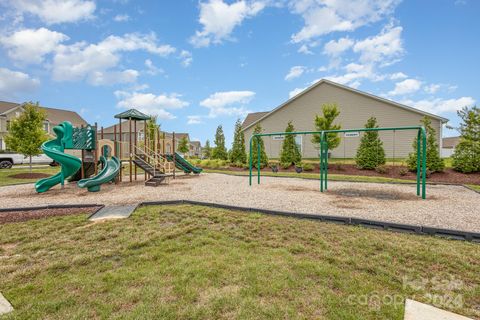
[248,125,427,199]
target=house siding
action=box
[243,82,443,159]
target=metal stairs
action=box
[133,156,168,187]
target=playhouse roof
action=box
[114,108,151,121]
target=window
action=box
[6,120,10,131]
[137,130,145,141]
[15,112,20,117]
[43,122,49,132]
[295,135,302,153]
[0,139,3,150]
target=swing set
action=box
[248,126,428,199]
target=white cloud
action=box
[190,0,266,47]
[187,115,203,125]
[144,59,163,75]
[0,28,69,64]
[323,37,354,56]
[0,67,40,99]
[52,33,176,84]
[8,0,96,24]
[200,90,254,117]
[388,78,422,96]
[180,50,193,67]
[88,69,139,86]
[390,72,408,80]
[285,66,306,81]
[114,90,189,119]
[424,83,441,94]
[353,23,404,65]
[298,44,313,55]
[324,63,384,87]
[402,97,475,114]
[290,0,401,43]
[114,14,130,22]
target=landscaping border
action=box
[1,201,478,243]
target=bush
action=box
[407,117,444,173]
[303,163,314,171]
[452,140,480,173]
[334,163,345,171]
[375,165,388,174]
[280,121,301,166]
[355,117,386,169]
[399,168,408,176]
[280,162,291,169]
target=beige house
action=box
[242,79,448,159]
[0,101,87,151]
[441,136,460,158]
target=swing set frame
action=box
[248,126,428,199]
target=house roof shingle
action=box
[241,111,269,129]
[442,136,460,149]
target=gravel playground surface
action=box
[0,173,479,233]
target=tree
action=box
[177,136,189,155]
[280,121,301,166]
[212,125,228,160]
[407,116,445,172]
[203,139,212,159]
[230,119,247,164]
[452,106,480,173]
[145,116,160,151]
[250,123,268,168]
[355,117,386,169]
[5,102,49,172]
[311,103,341,150]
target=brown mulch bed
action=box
[9,172,51,179]
[212,164,480,185]
[0,206,102,224]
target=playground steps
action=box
[133,158,165,176]
[145,176,168,187]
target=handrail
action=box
[133,144,173,176]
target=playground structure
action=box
[35,108,202,193]
[249,126,428,199]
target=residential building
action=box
[0,101,87,151]
[242,79,448,159]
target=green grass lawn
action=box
[467,184,480,192]
[205,169,416,184]
[0,205,478,319]
[0,167,58,187]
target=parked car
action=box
[0,153,52,169]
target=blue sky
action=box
[0,0,478,146]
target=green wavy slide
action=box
[35,122,82,193]
[77,156,120,192]
[165,152,203,174]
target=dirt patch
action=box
[329,188,420,201]
[9,172,51,179]
[0,206,101,224]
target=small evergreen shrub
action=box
[375,165,388,174]
[355,117,386,169]
[452,106,480,173]
[303,163,314,171]
[399,168,408,176]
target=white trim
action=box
[0,105,24,116]
[242,79,449,132]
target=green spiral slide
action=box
[77,156,120,192]
[35,122,82,193]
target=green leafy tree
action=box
[280,121,301,166]
[203,139,212,159]
[311,103,341,150]
[250,123,268,168]
[355,117,386,169]
[5,102,49,172]
[144,116,160,151]
[177,136,190,154]
[212,125,228,160]
[230,119,247,164]
[407,116,445,172]
[452,106,480,173]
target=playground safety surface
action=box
[0,173,478,233]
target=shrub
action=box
[334,163,345,171]
[399,168,408,176]
[375,165,388,174]
[452,106,480,173]
[230,119,247,164]
[303,163,314,171]
[355,117,386,169]
[250,123,269,168]
[280,162,291,169]
[280,121,301,166]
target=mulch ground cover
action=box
[0,206,102,224]
[8,172,51,179]
[215,164,480,185]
